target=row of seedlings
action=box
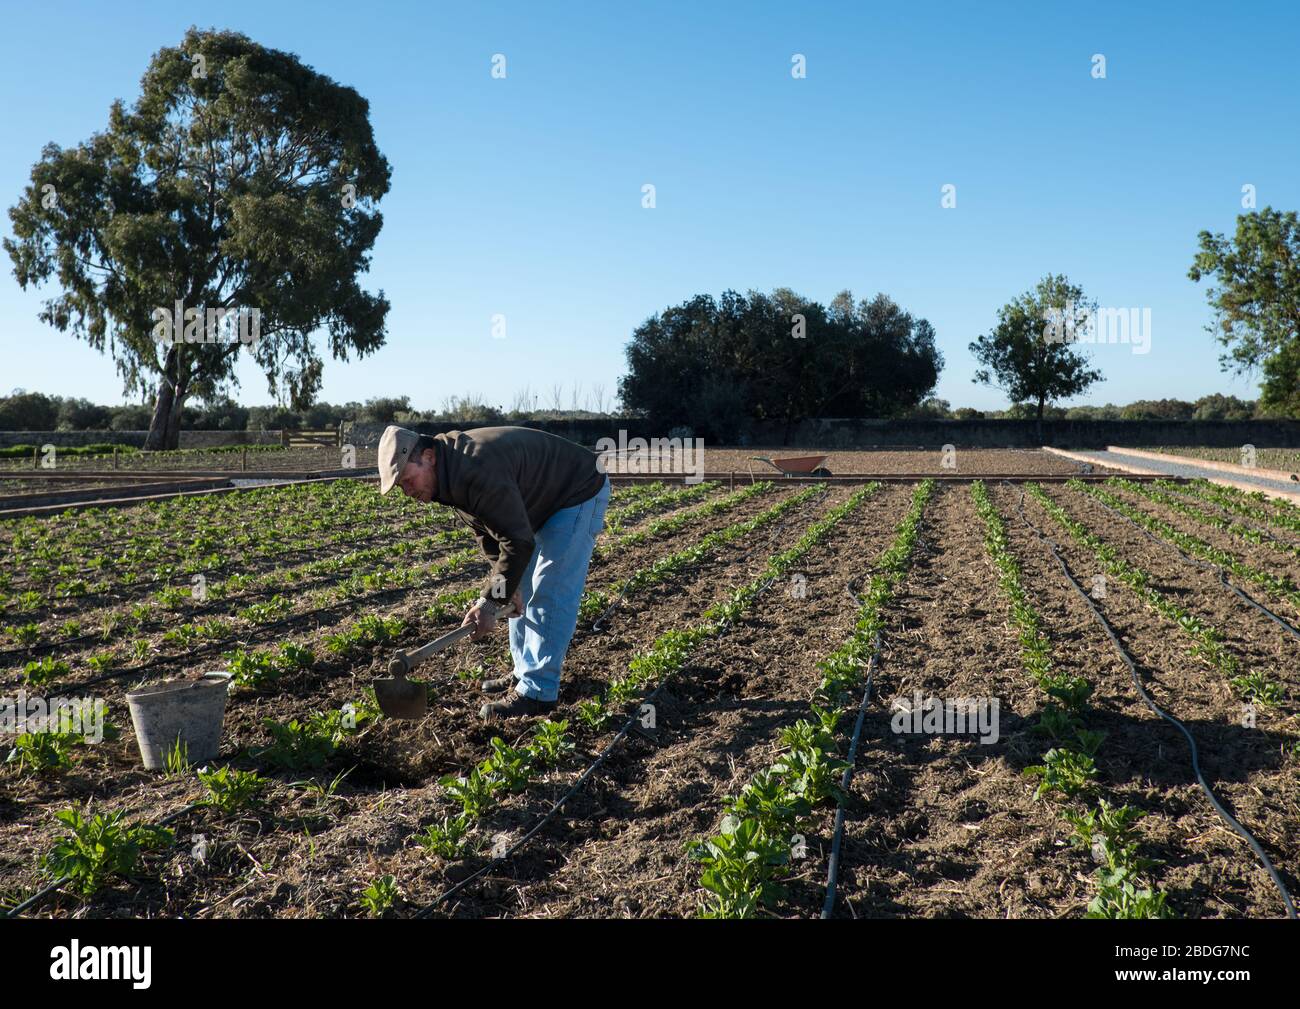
[410,484,878,901]
[971,481,1171,918]
[688,480,934,918]
[1070,479,1300,615]
[1025,484,1285,720]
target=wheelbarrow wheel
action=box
[812,467,832,477]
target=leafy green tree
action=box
[969,274,1103,435]
[0,392,59,430]
[358,396,412,425]
[1191,393,1255,422]
[618,288,942,441]
[1118,399,1194,421]
[1189,208,1300,416]
[4,28,391,448]
[57,397,112,430]
[1259,342,1300,417]
[110,405,154,431]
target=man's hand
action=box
[461,591,523,641]
[462,599,499,641]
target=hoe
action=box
[374,602,536,719]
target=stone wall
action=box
[0,430,282,449]
[343,418,1300,450]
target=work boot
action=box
[479,694,557,721]
[480,674,515,694]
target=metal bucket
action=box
[126,672,232,770]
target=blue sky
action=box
[2,0,1296,412]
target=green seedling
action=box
[163,624,201,647]
[22,656,69,686]
[417,815,472,859]
[43,807,174,897]
[358,875,399,918]
[1023,748,1097,800]
[526,719,574,768]
[7,731,76,774]
[1041,673,1093,714]
[155,585,189,610]
[1074,728,1107,757]
[292,768,353,809]
[576,698,612,731]
[1231,671,1284,707]
[10,623,40,646]
[689,818,790,919]
[779,718,837,755]
[224,648,282,689]
[438,767,499,819]
[770,745,847,806]
[259,717,336,772]
[1087,866,1173,919]
[198,766,268,813]
[1030,704,1083,741]
[723,771,812,836]
[457,662,489,684]
[163,736,191,777]
[480,738,533,793]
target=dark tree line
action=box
[617,288,943,441]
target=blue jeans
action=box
[510,478,610,702]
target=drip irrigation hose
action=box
[0,535,473,665]
[1014,483,1297,920]
[821,621,881,921]
[587,485,825,634]
[19,576,454,697]
[415,570,785,918]
[1161,481,1300,554]
[1,800,205,920]
[414,677,671,917]
[27,489,812,696]
[1075,482,1300,643]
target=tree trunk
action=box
[1036,396,1045,445]
[145,346,186,451]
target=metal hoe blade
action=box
[372,604,533,720]
[374,657,428,720]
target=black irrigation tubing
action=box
[1074,482,1300,644]
[413,684,667,916]
[2,514,440,595]
[0,535,477,665]
[414,569,787,918]
[16,569,483,697]
[1013,483,1297,920]
[586,485,827,635]
[821,618,882,921]
[1164,483,1300,553]
[1,799,207,920]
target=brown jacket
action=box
[432,427,605,603]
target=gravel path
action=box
[1070,449,1300,498]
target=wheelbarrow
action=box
[748,454,832,479]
